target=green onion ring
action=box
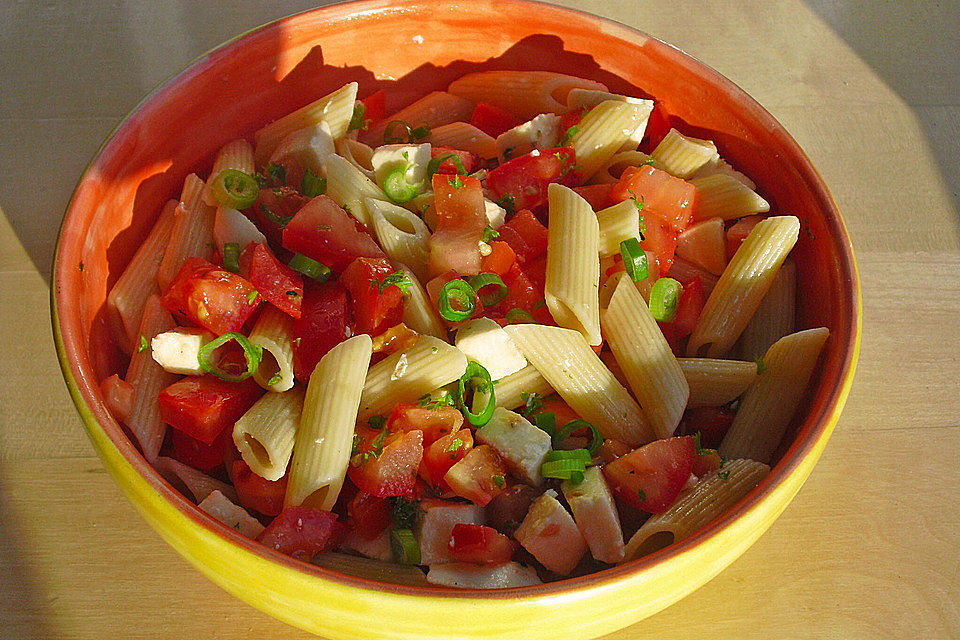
[288,254,332,283]
[197,332,262,382]
[438,279,476,322]
[553,419,602,455]
[382,165,421,203]
[505,308,535,324]
[389,528,421,565]
[467,272,508,307]
[456,361,495,427]
[619,237,649,283]
[383,120,413,144]
[211,169,260,210]
[649,277,683,322]
[426,153,467,181]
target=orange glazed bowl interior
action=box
[51,1,860,638]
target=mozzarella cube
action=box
[269,120,335,176]
[496,113,561,163]
[514,490,587,575]
[455,318,527,381]
[151,327,215,375]
[561,466,625,564]
[476,408,552,486]
[483,198,506,229]
[340,527,394,562]
[370,143,432,193]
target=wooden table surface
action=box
[2,0,958,638]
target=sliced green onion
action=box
[410,124,431,141]
[468,273,508,307]
[383,120,412,144]
[348,101,367,132]
[383,165,421,203]
[259,202,294,228]
[649,277,682,322]
[288,253,331,283]
[426,153,467,180]
[222,242,241,274]
[544,449,592,464]
[619,237,649,283]
[390,528,421,565]
[541,458,587,480]
[533,411,557,437]
[301,169,327,197]
[456,361,495,426]
[197,332,262,382]
[552,419,602,455]
[569,470,585,485]
[211,169,260,210]
[505,308,535,324]
[438,279,475,322]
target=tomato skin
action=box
[257,507,345,560]
[170,426,231,471]
[679,406,736,450]
[612,164,698,233]
[480,240,517,277]
[431,146,478,175]
[641,213,680,275]
[495,262,552,324]
[232,459,287,516]
[599,438,633,464]
[692,448,723,477]
[448,524,516,564]
[658,276,705,354]
[282,195,384,272]
[444,444,508,507]
[387,403,464,446]
[420,428,473,492]
[239,242,304,319]
[248,186,309,250]
[361,89,386,124]
[641,101,672,152]
[158,376,263,445]
[346,491,392,540]
[293,280,355,382]
[486,147,576,212]
[573,183,615,211]
[496,209,549,265]
[161,257,261,335]
[602,436,696,513]
[559,107,585,133]
[726,214,767,260]
[348,429,424,498]
[469,102,522,138]
[429,173,487,277]
[340,257,405,335]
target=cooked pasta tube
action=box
[545,184,602,346]
[234,387,305,481]
[335,137,377,180]
[202,138,255,206]
[690,173,770,221]
[396,264,447,340]
[623,459,769,561]
[108,198,177,353]
[593,150,661,184]
[720,328,829,464]
[570,100,647,182]
[504,324,654,446]
[248,305,296,392]
[156,456,238,504]
[157,174,216,291]
[358,336,467,421]
[367,198,431,283]
[429,122,498,159]
[651,128,719,179]
[687,216,800,357]
[601,274,688,439]
[254,81,358,163]
[285,334,372,510]
[447,70,607,120]
[566,89,653,151]
[595,199,642,258]
[678,358,758,408]
[322,153,388,226]
[361,91,474,146]
[736,260,796,362]
[472,363,554,414]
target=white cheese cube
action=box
[427,562,542,588]
[483,198,506,229]
[561,466,625,564]
[151,327,215,375]
[476,408,552,486]
[269,120,335,176]
[370,143,432,193]
[496,113,561,163]
[340,527,394,562]
[455,318,527,381]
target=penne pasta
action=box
[124,295,177,462]
[358,336,467,421]
[395,263,447,340]
[690,173,770,221]
[651,128,719,179]
[202,138,255,206]
[566,89,653,151]
[592,149,659,184]
[285,334,372,510]
[198,490,265,539]
[367,198,431,283]
[570,100,648,182]
[334,137,377,180]
[689,156,757,190]
[156,456,238,505]
[545,183,602,346]
[322,153,388,226]
[595,199,642,258]
[448,70,607,120]
[361,91,474,146]
[472,363,554,414]
[107,198,177,353]
[720,328,829,464]
[254,81,358,163]
[248,305,297,392]
[504,324,654,446]
[430,122,498,159]
[687,216,800,357]
[601,274,688,439]
[623,459,769,561]
[234,387,305,482]
[736,260,797,362]
[678,358,758,408]
[157,174,216,292]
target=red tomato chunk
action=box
[161,257,261,335]
[448,524,516,564]
[431,146,478,175]
[612,164,698,233]
[340,257,406,335]
[348,428,424,499]
[387,403,464,445]
[282,195,384,272]
[658,276,705,354]
[158,376,263,445]
[346,491,392,540]
[428,173,487,277]
[232,459,287,517]
[420,428,473,492]
[486,147,576,213]
[170,426,231,472]
[293,280,354,382]
[495,209,548,265]
[238,241,304,319]
[602,436,696,514]
[257,507,345,560]
[469,102,522,138]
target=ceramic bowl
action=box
[51,1,860,638]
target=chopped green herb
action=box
[495,194,516,214]
[756,356,767,375]
[492,474,505,489]
[259,202,294,228]
[693,432,703,455]
[348,101,368,132]
[301,169,327,197]
[448,175,464,189]
[643,157,656,166]
[560,124,580,145]
[431,346,439,353]
[368,415,387,431]
[482,225,500,243]
[78,261,84,272]
[246,290,259,305]
[370,272,413,295]
[388,496,420,529]
[533,298,546,310]
[718,470,731,480]
[520,391,544,418]
[265,162,286,187]
[268,370,283,386]
[638,488,647,502]
[418,393,454,410]
[137,335,149,353]
[447,438,464,459]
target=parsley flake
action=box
[482,225,500,243]
[495,194,516,215]
[560,124,580,146]
[448,175,464,189]
[718,470,731,480]
[637,488,647,502]
[755,356,767,375]
[370,272,413,295]
[137,335,149,353]
[520,391,544,418]
[246,290,259,305]
[268,371,283,386]
[492,474,505,489]
[389,496,420,529]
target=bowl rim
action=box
[51,0,862,602]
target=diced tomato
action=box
[248,186,309,250]
[282,195,384,272]
[238,242,304,319]
[346,491,392,540]
[612,165,698,234]
[293,280,354,382]
[496,262,552,324]
[257,507,345,560]
[726,214,767,260]
[496,209,549,265]
[161,257,261,334]
[479,240,517,277]
[675,217,727,276]
[232,459,287,516]
[641,101,672,152]
[370,323,419,357]
[387,403,464,445]
[431,146,478,175]
[559,107,586,133]
[679,406,736,450]
[158,376,263,445]
[469,102,522,138]
[573,183,616,211]
[444,444,508,507]
[429,173,487,277]
[640,213,680,275]
[485,484,539,534]
[426,270,482,325]
[420,428,473,491]
[348,428,424,498]
[448,524,516,564]
[599,438,633,464]
[340,257,405,335]
[170,426,231,472]
[486,147,576,212]
[361,89,386,125]
[658,276,705,354]
[101,374,134,424]
[692,448,724,477]
[602,436,696,513]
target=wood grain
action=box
[1,0,958,638]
